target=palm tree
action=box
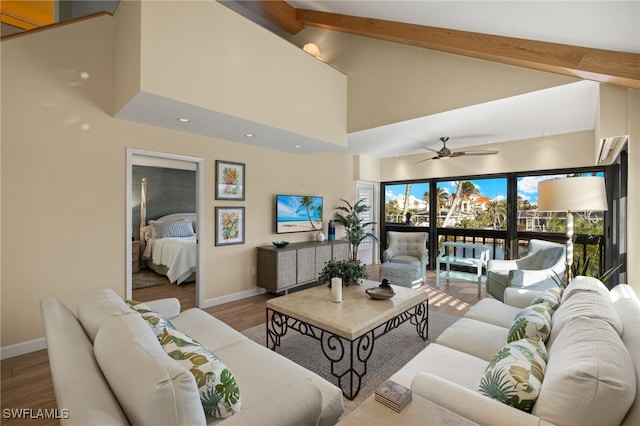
[299,196,320,229]
[402,184,412,220]
[443,181,479,227]
[424,187,450,226]
[487,200,507,229]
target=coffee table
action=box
[265,280,428,400]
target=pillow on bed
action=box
[155,213,196,223]
[150,220,195,238]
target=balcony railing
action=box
[382,224,605,276]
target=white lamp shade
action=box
[538,176,608,212]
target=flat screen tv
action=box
[276,194,324,234]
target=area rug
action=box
[241,311,459,416]
[132,272,166,290]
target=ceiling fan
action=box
[416,137,499,163]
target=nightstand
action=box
[132,240,142,273]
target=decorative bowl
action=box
[366,287,395,300]
[272,241,289,248]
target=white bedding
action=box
[143,236,196,284]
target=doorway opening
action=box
[126,149,205,307]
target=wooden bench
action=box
[436,242,490,296]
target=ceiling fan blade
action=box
[458,150,499,156]
[415,156,436,163]
[421,146,441,153]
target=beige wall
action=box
[0,15,355,351]
[133,1,347,147]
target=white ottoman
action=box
[379,262,423,289]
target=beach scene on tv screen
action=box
[277,195,323,233]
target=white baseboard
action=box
[1,337,47,360]
[200,287,266,309]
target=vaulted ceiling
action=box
[231,0,640,90]
[222,1,638,157]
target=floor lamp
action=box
[537,176,608,282]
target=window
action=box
[437,178,507,229]
[516,173,605,235]
[517,172,606,276]
[384,182,430,226]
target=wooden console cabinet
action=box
[257,240,349,293]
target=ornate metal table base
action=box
[266,301,428,400]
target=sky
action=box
[384,173,604,205]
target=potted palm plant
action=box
[317,198,377,286]
[334,198,378,261]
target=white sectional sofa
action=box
[390,276,640,426]
[40,288,343,426]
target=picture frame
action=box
[215,206,245,246]
[215,160,245,200]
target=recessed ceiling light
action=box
[542,132,551,136]
[245,133,255,138]
[293,145,301,149]
[177,118,190,123]
[487,140,493,144]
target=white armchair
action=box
[486,239,566,302]
[382,231,429,280]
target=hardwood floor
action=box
[0,266,490,424]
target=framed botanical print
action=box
[215,160,245,200]
[215,207,245,246]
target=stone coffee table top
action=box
[266,280,428,340]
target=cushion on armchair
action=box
[487,239,565,302]
[383,231,429,278]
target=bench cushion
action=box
[435,318,509,362]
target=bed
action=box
[141,213,197,284]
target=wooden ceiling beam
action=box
[237,1,304,34]
[295,9,640,90]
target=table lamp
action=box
[537,176,608,282]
